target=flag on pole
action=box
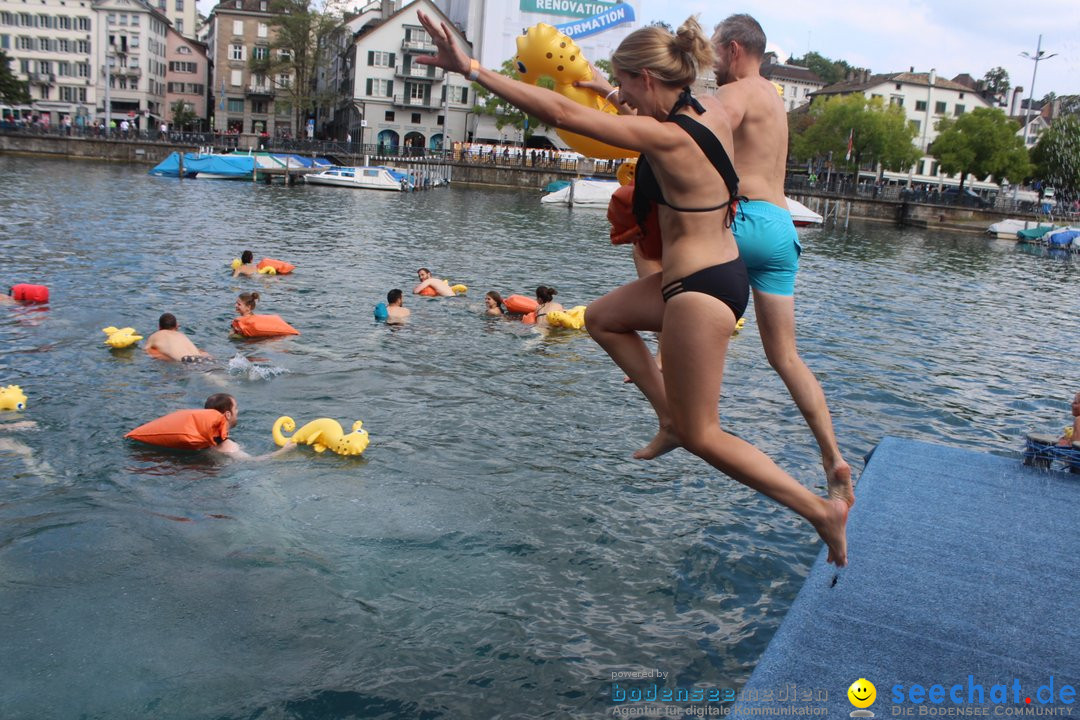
[845,128,854,161]
[219,77,226,111]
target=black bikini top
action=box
[632,87,744,229]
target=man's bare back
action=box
[146,329,210,362]
[712,76,788,205]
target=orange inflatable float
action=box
[125,408,230,449]
[9,284,49,303]
[503,294,539,314]
[418,286,438,297]
[607,184,662,261]
[231,314,300,337]
[257,258,296,275]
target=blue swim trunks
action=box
[733,200,801,296]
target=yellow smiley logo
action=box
[848,678,877,708]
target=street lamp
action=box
[1020,35,1057,147]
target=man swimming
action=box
[413,268,455,297]
[145,313,213,363]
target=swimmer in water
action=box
[203,393,296,460]
[484,290,505,316]
[385,289,410,324]
[233,250,258,277]
[145,313,213,363]
[413,268,455,297]
[533,285,564,328]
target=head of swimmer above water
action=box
[205,393,238,428]
[236,291,259,316]
[159,312,178,330]
[535,286,558,304]
[417,268,432,281]
[241,250,254,265]
[387,289,404,306]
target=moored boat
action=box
[303,166,410,191]
[987,218,1047,239]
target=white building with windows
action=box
[0,0,96,126]
[149,0,196,39]
[761,63,824,112]
[96,0,171,129]
[321,0,472,151]
[811,69,994,187]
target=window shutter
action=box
[387,80,393,97]
[366,78,372,95]
[389,52,395,67]
[367,50,373,66]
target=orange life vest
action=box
[125,408,229,449]
[10,283,50,303]
[418,286,439,297]
[231,314,300,337]
[504,294,539,314]
[607,184,662,261]
[257,258,296,275]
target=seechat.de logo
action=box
[849,678,878,717]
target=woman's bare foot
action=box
[826,459,855,508]
[633,426,680,459]
[813,498,849,567]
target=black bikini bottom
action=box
[660,258,749,321]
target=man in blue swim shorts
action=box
[713,14,853,507]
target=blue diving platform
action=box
[731,437,1079,715]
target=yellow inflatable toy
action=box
[732,317,746,335]
[616,159,638,186]
[102,326,143,349]
[273,416,370,456]
[451,283,468,295]
[0,385,27,411]
[515,23,635,160]
[545,305,587,330]
[230,258,277,275]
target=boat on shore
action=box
[786,197,823,227]
[303,166,412,191]
[540,178,619,208]
[987,219,1049,239]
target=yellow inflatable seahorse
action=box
[273,416,370,456]
[515,23,635,160]
[0,385,27,411]
[102,326,143,348]
[546,305,587,330]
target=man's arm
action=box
[214,439,297,461]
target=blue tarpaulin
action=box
[148,152,256,178]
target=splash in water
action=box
[226,353,289,381]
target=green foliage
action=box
[930,107,1031,188]
[647,20,673,33]
[1031,114,1080,196]
[786,51,856,85]
[593,59,613,83]
[170,99,198,130]
[249,0,340,132]
[792,94,920,172]
[981,67,1010,101]
[0,50,31,106]
[473,59,554,140]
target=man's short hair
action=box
[204,393,235,414]
[417,267,431,275]
[158,312,178,330]
[715,14,766,58]
[387,289,403,304]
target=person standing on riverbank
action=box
[414,10,848,566]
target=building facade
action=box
[321,0,473,151]
[761,63,824,112]
[164,25,208,129]
[0,0,96,126]
[98,0,170,129]
[811,69,994,186]
[149,0,195,39]
[204,0,291,136]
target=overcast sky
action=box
[195,0,1080,97]
[648,0,1080,97]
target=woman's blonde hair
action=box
[611,16,713,88]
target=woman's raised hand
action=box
[415,11,471,76]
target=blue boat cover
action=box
[148,152,255,178]
[1047,229,1079,246]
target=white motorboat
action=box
[785,197,823,226]
[540,178,619,207]
[987,218,1045,239]
[304,166,409,191]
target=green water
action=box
[0,156,1076,719]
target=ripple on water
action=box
[1,156,1078,718]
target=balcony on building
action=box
[394,63,443,82]
[401,38,436,53]
[392,92,440,110]
[245,83,275,97]
[29,72,56,85]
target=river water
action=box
[0,156,1076,719]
